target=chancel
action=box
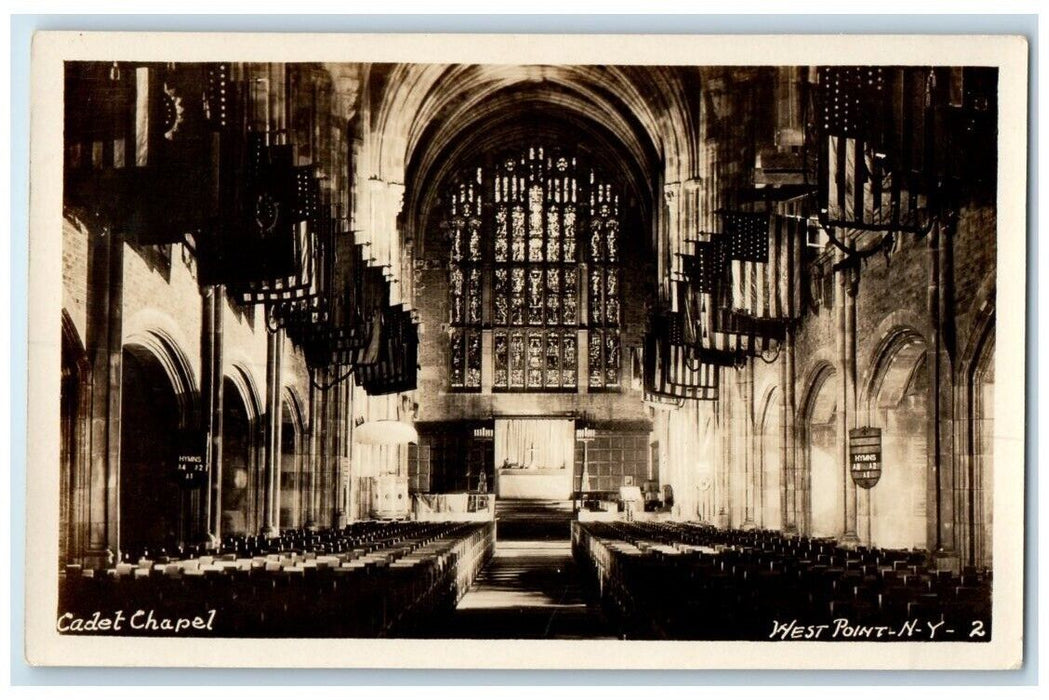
[57,61,997,640]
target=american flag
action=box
[681,237,727,295]
[818,66,931,232]
[724,212,804,321]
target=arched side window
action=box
[447,146,622,393]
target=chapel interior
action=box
[57,62,997,639]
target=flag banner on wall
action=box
[816,66,934,233]
[722,212,804,321]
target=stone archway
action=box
[800,364,841,538]
[863,329,930,550]
[221,368,263,536]
[758,386,782,531]
[119,339,195,558]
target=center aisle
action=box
[418,540,617,639]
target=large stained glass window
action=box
[448,147,620,392]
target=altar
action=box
[493,417,575,500]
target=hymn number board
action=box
[848,427,882,489]
[175,430,209,487]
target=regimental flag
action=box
[236,137,300,282]
[356,306,419,395]
[723,212,804,321]
[64,62,221,243]
[236,166,328,304]
[817,66,932,233]
[271,208,341,337]
[122,63,220,243]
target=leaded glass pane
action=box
[450,329,465,388]
[450,267,464,324]
[511,206,526,262]
[589,332,604,387]
[563,333,577,387]
[494,269,508,325]
[563,268,578,325]
[545,333,561,387]
[495,207,508,262]
[605,269,619,325]
[467,220,482,262]
[466,330,481,388]
[509,331,525,388]
[527,333,543,388]
[510,268,526,325]
[467,268,482,324]
[605,218,619,261]
[605,333,619,386]
[527,269,544,325]
[494,331,508,389]
[528,185,544,262]
[589,268,603,325]
[545,269,560,325]
[450,222,463,262]
[563,205,577,261]
[546,205,561,262]
[589,218,603,260]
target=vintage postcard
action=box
[25,31,1027,669]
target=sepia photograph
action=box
[24,31,1027,669]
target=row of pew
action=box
[572,521,992,641]
[60,521,495,637]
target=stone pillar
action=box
[202,285,225,548]
[717,366,732,528]
[930,217,959,570]
[741,361,757,529]
[86,225,124,565]
[781,326,798,533]
[305,379,320,529]
[841,261,860,545]
[261,329,283,537]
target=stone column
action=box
[930,217,959,570]
[781,326,798,533]
[86,225,124,565]
[305,379,320,529]
[261,329,283,537]
[841,261,860,545]
[202,285,225,548]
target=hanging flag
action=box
[680,237,727,295]
[641,328,718,402]
[676,280,770,363]
[817,66,932,233]
[723,212,804,320]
